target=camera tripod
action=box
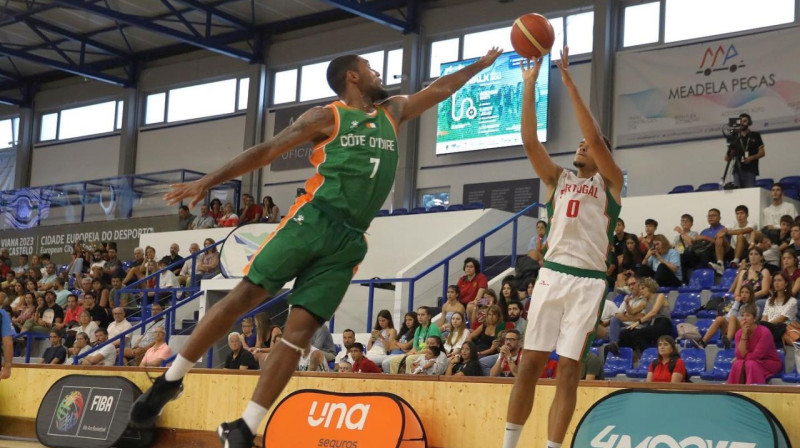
[721,147,744,190]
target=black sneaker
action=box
[721,335,731,349]
[129,375,183,428]
[607,342,620,357]
[218,418,255,448]
[691,338,706,349]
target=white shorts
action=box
[523,267,607,361]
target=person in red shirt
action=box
[458,257,488,325]
[238,194,263,225]
[646,335,686,383]
[349,342,381,373]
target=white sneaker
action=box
[708,261,724,275]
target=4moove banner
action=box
[265,390,426,448]
[572,389,790,448]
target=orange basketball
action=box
[510,13,555,59]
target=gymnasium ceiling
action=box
[0,0,419,105]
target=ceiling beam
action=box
[317,0,415,33]
[170,0,252,31]
[22,16,133,61]
[0,43,131,86]
[52,0,258,62]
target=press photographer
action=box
[723,113,765,189]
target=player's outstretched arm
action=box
[389,47,503,125]
[164,106,334,208]
[557,47,623,195]
[521,57,561,187]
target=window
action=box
[0,117,18,149]
[273,69,298,105]
[549,17,565,61]
[430,38,459,78]
[40,113,57,141]
[237,77,250,110]
[386,48,403,85]
[623,2,661,47]
[39,100,123,141]
[566,11,594,55]
[116,100,124,129]
[360,50,385,79]
[463,27,511,59]
[167,79,236,122]
[299,60,335,102]
[145,93,166,125]
[665,0,794,42]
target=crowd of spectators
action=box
[178,194,282,230]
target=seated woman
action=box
[437,285,466,332]
[196,238,220,280]
[470,289,498,330]
[781,249,800,297]
[607,276,648,355]
[646,335,686,383]
[260,196,280,223]
[498,279,517,320]
[730,247,772,303]
[697,283,756,349]
[65,332,91,364]
[248,312,283,363]
[381,312,418,372]
[366,309,397,367]
[640,234,683,287]
[469,305,511,375]
[760,271,798,348]
[618,277,672,355]
[615,236,645,291]
[728,303,783,384]
[217,202,240,228]
[443,312,468,357]
[10,292,35,333]
[446,341,483,376]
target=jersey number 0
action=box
[566,199,580,218]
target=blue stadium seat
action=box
[446,204,465,211]
[391,208,408,215]
[668,185,694,194]
[122,260,133,273]
[604,347,633,378]
[612,293,625,307]
[782,368,799,383]
[467,202,485,209]
[679,268,714,292]
[376,209,390,217]
[625,347,658,379]
[696,182,721,192]
[711,268,738,292]
[695,318,720,345]
[408,207,426,214]
[592,338,608,347]
[754,178,774,190]
[699,348,735,381]
[671,293,701,319]
[679,348,707,377]
[589,347,599,357]
[428,205,445,212]
[778,175,800,190]
[783,188,799,201]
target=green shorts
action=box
[245,201,368,321]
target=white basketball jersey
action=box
[544,170,621,273]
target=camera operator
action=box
[725,113,764,188]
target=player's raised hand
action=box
[477,47,503,69]
[556,46,573,84]
[163,179,208,208]
[520,57,544,83]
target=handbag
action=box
[782,321,800,346]
[677,322,701,341]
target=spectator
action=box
[238,193,263,225]
[752,232,781,273]
[91,278,111,309]
[89,250,107,281]
[697,284,756,349]
[249,312,282,362]
[640,234,683,287]
[0,307,13,380]
[594,296,619,341]
[110,275,135,308]
[763,183,798,230]
[383,312,418,369]
[366,310,396,366]
[672,213,698,255]
[438,285,466,331]
[684,208,728,272]
[458,257,488,323]
[240,317,256,349]
[335,329,356,364]
[640,218,658,251]
[53,278,70,308]
[138,326,171,367]
[296,343,328,372]
[122,247,146,286]
[731,247,772,302]
[490,329,522,377]
[766,215,795,251]
[470,289,498,329]
[81,328,116,366]
[74,310,100,344]
[791,223,800,252]
[445,341,483,376]
[782,249,800,297]
[581,352,604,380]
[157,259,180,305]
[498,279,517,320]
[159,243,184,275]
[41,330,67,365]
[107,307,132,348]
[177,243,200,286]
[196,238,220,280]
[21,290,64,334]
[124,303,165,365]
[11,293,36,333]
[208,198,223,222]
[38,263,57,292]
[103,247,124,280]
[471,304,508,375]
[66,332,91,364]
[13,254,29,278]
[615,236,645,292]
[190,205,216,230]
[646,335,686,383]
[311,324,336,362]
[527,220,548,264]
[443,311,468,357]
[709,206,754,273]
[408,336,448,375]
[82,293,109,328]
[336,360,353,373]
[384,307,440,374]
[610,277,668,356]
[350,342,381,373]
[760,271,797,347]
[728,303,782,384]
[506,300,527,335]
[260,196,280,223]
[178,205,195,230]
[224,332,258,370]
[1,271,17,297]
[217,202,240,228]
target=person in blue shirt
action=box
[0,308,15,380]
[641,235,683,287]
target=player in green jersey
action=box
[130,47,501,447]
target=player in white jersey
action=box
[502,48,623,448]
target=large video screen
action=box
[435,52,549,155]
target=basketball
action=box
[510,13,555,59]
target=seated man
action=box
[640,219,658,252]
[683,208,727,272]
[177,243,200,286]
[189,205,216,230]
[506,300,527,335]
[349,342,381,373]
[762,183,798,230]
[752,232,781,273]
[336,360,353,373]
[140,327,172,367]
[709,205,754,274]
[334,329,355,364]
[107,307,132,348]
[673,214,698,281]
[595,296,619,340]
[224,332,258,370]
[80,328,117,366]
[296,343,328,372]
[490,329,522,377]
[124,303,165,365]
[41,330,67,365]
[607,276,647,356]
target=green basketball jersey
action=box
[302,101,399,229]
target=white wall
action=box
[30,136,120,186]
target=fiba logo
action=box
[55,390,85,432]
[307,401,370,430]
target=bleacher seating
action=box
[671,293,701,319]
[604,347,634,378]
[625,347,658,379]
[699,349,735,381]
[695,318,719,345]
[679,268,714,292]
[755,178,774,189]
[782,368,799,383]
[783,187,800,200]
[679,348,707,377]
[408,207,427,214]
[391,208,408,215]
[446,204,465,211]
[778,175,800,190]
[668,185,694,194]
[376,209,390,217]
[697,293,732,319]
[696,182,721,192]
[466,202,484,209]
[428,205,445,212]
[711,269,738,292]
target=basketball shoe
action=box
[129,375,183,427]
[218,418,256,448]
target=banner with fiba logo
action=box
[264,390,427,448]
[36,374,155,448]
[614,27,800,147]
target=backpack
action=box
[650,356,690,382]
[676,322,701,341]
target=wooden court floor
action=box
[0,439,45,448]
